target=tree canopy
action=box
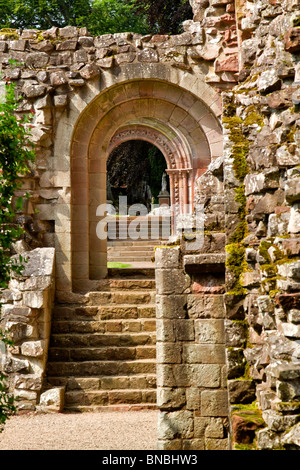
[0,0,192,35]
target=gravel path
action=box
[0,411,158,450]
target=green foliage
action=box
[0,80,35,287]
[0,0,192,35]
[0,331,16,430]
[132,0,193,34]
[0,0,148,35]
[87,0,148,36]
[226,243,247,296]
[0,77,35,429]
[0,0,91,29]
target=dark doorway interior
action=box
[107,140,169,212]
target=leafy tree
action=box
[131,0,193,34]
[0,0,148,34]
[85,0,148,36]
[0,0,91,29]
[0,79,35,286]
[0,0,191,35]
[0,74,36,429]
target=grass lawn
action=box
[107,262,132,269]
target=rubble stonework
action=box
[220,0,300,451]
[0,248,55,411]
[0,0,299,451]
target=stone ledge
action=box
[183,253,225,273]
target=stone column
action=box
[155,246,229,450]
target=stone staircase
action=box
[45,276,157,412]
[107,240,160,264]
[107,216,170,264]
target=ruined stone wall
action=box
[0,248,55,411]
[222,0,300,450]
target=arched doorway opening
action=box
[107,140,168,212]
[106,140,171,267]
[69,77,223,292]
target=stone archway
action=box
[67,73,223,292]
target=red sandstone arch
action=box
[69,77,223,291]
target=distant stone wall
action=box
[0,248,55,411]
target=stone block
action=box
[25,52,50,68]
[138,48,159,63]
[157,411,194,439]
[288,204,300,233]
[195,319,225,344]
[225,319,247,347]
[182,343,225,364]
[285,179,300,203]
[156,294,187,319]
[21,341,44,358]
[13,248,55,278]
[201,390,229,417]
[23,83,47,98]
[174,320,195,341]
[156,320,176,342]
[187,294,225,320]
[80,63,100,79]
[3,356,30,374]
[284,27,300,52]
[23,291,45,309]
[281,423,300,449]
[39,387,65,412]
[228,379,256,404]
[186,387,201,410]
[157,387,186,410]
[155,246,181,269]
[156,342,182,364]
[155,269,191,295]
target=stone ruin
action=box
[0,0,300,450]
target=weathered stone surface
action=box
[232,411,264,444]
[21,341,44,358]
[39,387,65,413]
[228,380,256,404]
[282,423,300,449]
[79,63,100,79]
[25,52,49,68]
[284,28,300,52]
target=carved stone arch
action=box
[63,73,223,292]
[107,121,194,212]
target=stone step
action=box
[64,389,157,408]
[107,246,156,252]
[48,345,156,362]
[107,267,155,279]
[90,278,156,291]
[86,290,156,305]
[52,304,156,322]
[50,332,156,349]
[107,250,154,257]
[107,256,153,263]
[108,240,162,247]
[46,359,157,377]
[46,374,157,392]
[52,318,156,334]
[63,404,158,412]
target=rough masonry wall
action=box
[222,0,300,450]
[0,248,55,412]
